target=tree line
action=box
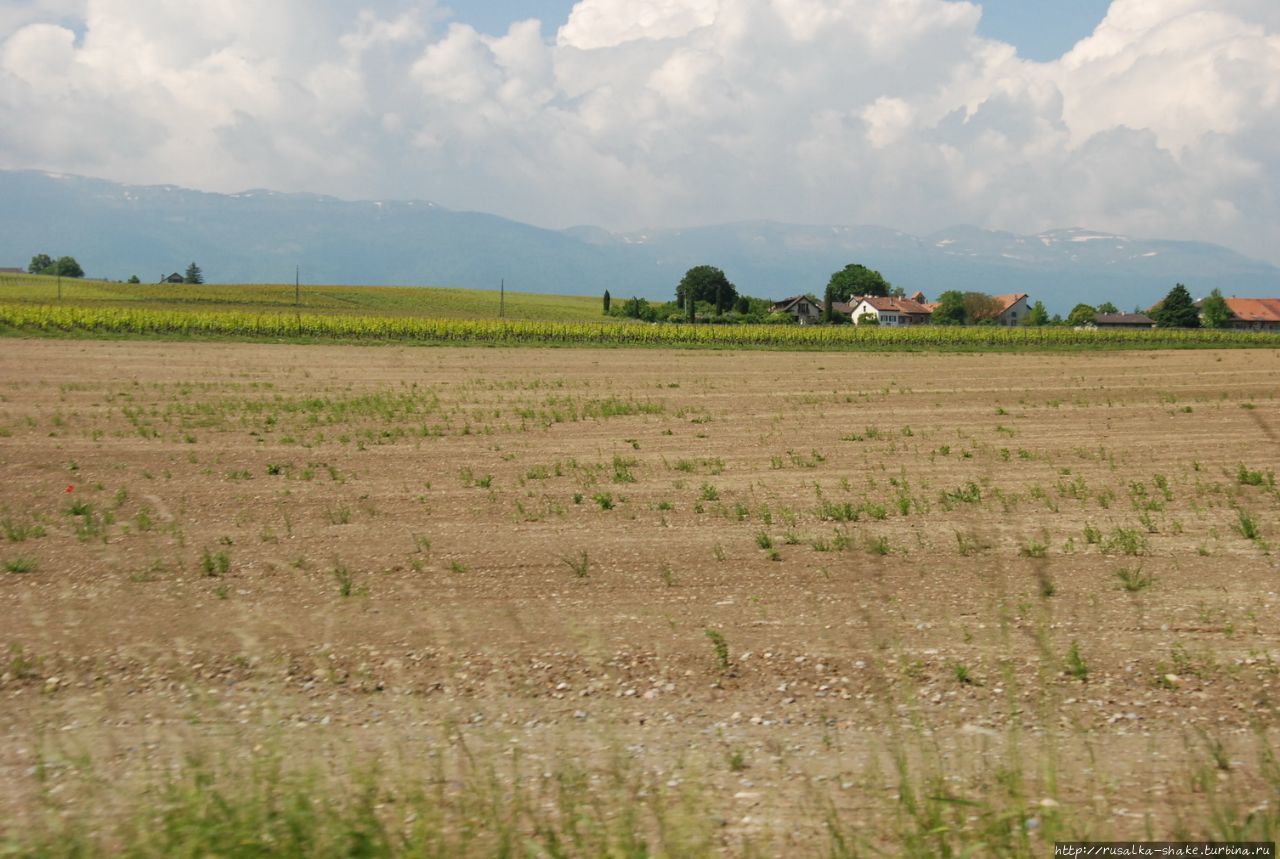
[604,264,1234,329]
[27,253,84,278]
[604,263,896,325]
[25,254,205,285]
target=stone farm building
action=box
[1220,298,1280,331]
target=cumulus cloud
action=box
[0,0,1278,263]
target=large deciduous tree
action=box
[676,265,737,315]
[1066,303,1097,327]
[53,256,84,278]
[962,292,1003,323]
[1199,288,1232,329]
[932,291,966,325]
[826,263,890,303]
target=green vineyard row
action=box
[3,302,1278,350]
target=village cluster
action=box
[768,291,1280,331]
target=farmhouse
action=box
[1220,298,1280,331]
[990,294,1030,326]
[848,295,933,326]
[1094,312,1155,329]
[769,295,823,324]
[160,272,184,284]
[0,267,24,274]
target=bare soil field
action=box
[1,339,1278,854]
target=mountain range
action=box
[2,169,1277,314]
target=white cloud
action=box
[559,0,718,49]
[0,0,1278,264]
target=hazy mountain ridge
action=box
[2,170,1276,313]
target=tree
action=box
[827,263,890,303]
[734,295,750,315]
[621,296,655,322]
[1023,300,1050,326]
[675,266,736,315]
[963,292,1003,323]
[1200,288,1232,329]
[822,284,835,324]
[932,291,966,325]
[1066,303,1097,327]
[184,262,204,285]
[856,312,879,326]
[602,289,611,315]
[26,253,82,277]
[53,256,84,278]
[127,275,141,284]
[1153,283,1200,328]
[1096,301,1119,314]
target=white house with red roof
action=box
[848,295,933,326]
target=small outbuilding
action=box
[160,272,184,284]
[1093,313,1155,329]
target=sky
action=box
[451,0,1112,61]
[1,1,1278,264]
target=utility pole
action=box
[500,278,505,319]
[57,271,62,303]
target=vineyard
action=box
[0,272,605,321]
[2,300,1279,350]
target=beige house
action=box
[990,294,1030,326]
[769,295,823,324]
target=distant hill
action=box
[1,170,1277,314]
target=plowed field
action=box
[2,339,1278,853]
